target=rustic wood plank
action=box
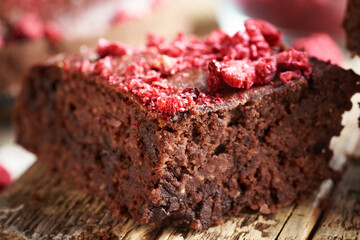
[312,163,360,240]
[277,180,333,240]
[0,161,298,240]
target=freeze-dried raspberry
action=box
[221,60,256,89]
[211,60,256,89]
[44,22,62,44]
[12,13,44,40]
[207,60,228,92]
[245,23,272,60]
[96,38,133,57]
[150,55,178,75]
[0,164,11,192]
[245,19,282,47]
[147,33,166,47]
[292,33,344,66]
[205,29,232,50]
[277,48,312,78]
[0,36,3,49]
[254,57,277,84]
[111,10,137,25]
[280,70,302,84]
[94,56,113,77]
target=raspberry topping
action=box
[64,19,312,118]
[44,22,62,43]
[254,57,277,84]
[244,19,282,47]
[12,13,44,40]
[292,33,344,66]
[0,164,11,192]
[0,36,3,49]
[94,56,113,77]
[210,60,256,89]
[277,48,312,78]
[96,38,134,57]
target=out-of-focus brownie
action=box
[343,0,360,56]
[14,19,360,230]
[0,0,188,96]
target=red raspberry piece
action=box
[245,19,282,47]
[94,56,113,77]
[207,60,228,92]
[231,31,250,46]
[13,13,44,40]
[111,10,136,25]
[147,33,166,47]
[292,32,344,66]
[219,60,256,89]
[150,55,178,75]
[221,60,256,89]
[96,38,133,57]
[44,22,62,44]
[245,24,272,60]
[0,36,3,49]
[0,164,11,192]
[277,48,312,78]
[280,70,302,84]
[157,95,186,115]
[254,57,277,84]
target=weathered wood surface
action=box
[312,164,360,240]
[0,160,358,240]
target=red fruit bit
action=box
[207,60,228,92]
[0,164,11,192]
[77,60,92,73]
[0,36,3,49]
[244,19,282,47]
[12,13,44,40]
[150,55,178,75]
[144,70,161,83]
[254,57,277,84]
[245,25,272,60]
[292,32,344,66]
[147,33,166,47]
[94,56,113,77]
[96,38,133,57]
[111,10,137,25]
[220,60,256,89]
[205,29,232,49]
[44,22,62,44]
[277,48,312,78]
[63,60,71,71]
[280,70,302,84]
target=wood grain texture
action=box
[312,164,360,240]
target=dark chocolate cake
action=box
[14,19,360,230]
[343,0,360,56]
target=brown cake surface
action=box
[343,0,360,56]
[14,20,360,230]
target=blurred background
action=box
[0,0,359,188]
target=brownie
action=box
[14,19,360,230]
[0,0,188,96]
[343,0,360,56]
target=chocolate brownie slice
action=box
[343,0,360,56]
[14,20,360,230]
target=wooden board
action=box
[0,160,358,240]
